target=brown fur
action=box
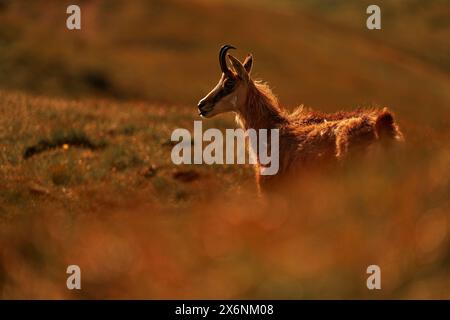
[236,81,404,192]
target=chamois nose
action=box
[197,99,206,109]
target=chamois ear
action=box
[243,54,253,74]
[227,54,249,80]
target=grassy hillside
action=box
[0,0,449,299]
[0,90,252,216]
[1,89,448,299]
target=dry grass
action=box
[0,0,449,299]
[0,89,448,299]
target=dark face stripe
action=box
[212,77,236,104]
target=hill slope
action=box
[0,89,449,299]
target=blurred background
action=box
[0,0,449,299]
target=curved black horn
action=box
[219,44,236,76]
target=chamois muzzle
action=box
[197,99,207,115]
[197,97,213,117]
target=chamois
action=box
[198,45,403,192]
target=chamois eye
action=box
[224,79,235,90]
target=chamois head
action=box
[198,45,253,118]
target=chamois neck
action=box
[236,81,288,131]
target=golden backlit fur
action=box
[237,81,403,192]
